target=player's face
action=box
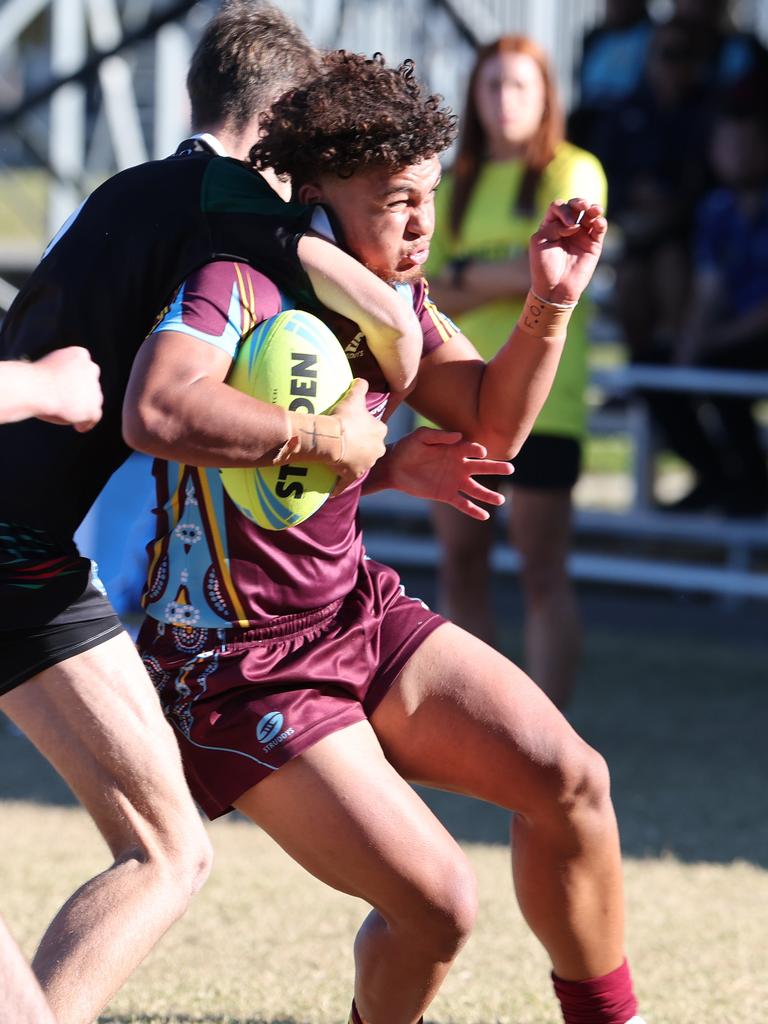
[474,51,546,158]
[299,157,441,284]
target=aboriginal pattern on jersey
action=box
[144,464,253,633]
[142,637,226,737]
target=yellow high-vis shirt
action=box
[425,142,607,440]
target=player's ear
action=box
[298,182,324,205]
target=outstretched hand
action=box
[529,199,607,307]
[387,426,512,520]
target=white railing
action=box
[361,364,768,600]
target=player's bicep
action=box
[123,330,235,446]
[407,331,486,433]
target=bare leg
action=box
[0,632,212,1024]
[430,500,496,645]
[509,486,581,708]
[235,721,477,1024]
[0,916,56,1024]
[372,624,625,981]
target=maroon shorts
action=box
[137,558,445,819]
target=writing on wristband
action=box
[273,414,345,466]
[519,290,576,339]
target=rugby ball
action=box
[220,309,352,530]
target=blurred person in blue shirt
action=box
[672,0,768,88]
[587,16,718,360]
[646,77,768,515]
[568,0,655,150]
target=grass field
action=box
[1,582,766,1024]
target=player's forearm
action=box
[0,360,57,423]
[298,233,421,392]
[123,378,342,468]
[475,326,566,458]
[472,293,573,458]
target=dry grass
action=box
[2,802,766,1024]
[1,584,765,1023]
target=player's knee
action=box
[554,742,612,829]
[124,814,212,913]
[526,739,612,832]
[409,854,478,960]
[162,821,213,902]
[182,827,214,897]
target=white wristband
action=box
[530,289,578,310]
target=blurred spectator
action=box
[568,0,655,150]
[422,35,607,709]
[587,16,717,359]
[644,80,768,516]
[672,0,768,88]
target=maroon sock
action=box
[552,958,638,1024]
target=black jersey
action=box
[0,150,315,624]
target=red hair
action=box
[449,35,564,236]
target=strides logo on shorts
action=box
[256,711,295,753]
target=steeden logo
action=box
[256,711,284,744]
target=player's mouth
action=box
[401,246,430,268]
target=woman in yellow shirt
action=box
[424,35,607,708]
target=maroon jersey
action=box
[141,261,458,632]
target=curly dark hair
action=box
[250,51,457,186]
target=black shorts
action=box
[499,434,582,491]
[0,581,123,697]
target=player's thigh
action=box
[235,719,476,924]
[371,623,600,816]
[0,631,199,851]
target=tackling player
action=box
[0,346,102,1024]
[128,52,646,1024]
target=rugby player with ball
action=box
[129,51,646,1024]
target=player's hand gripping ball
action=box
[220,310,352,530]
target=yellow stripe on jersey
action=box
[424,294,458,344]
[247,269,256,328]
[194,468,250,627]
[234,262,260,339]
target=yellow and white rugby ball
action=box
[220,309,352,530]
